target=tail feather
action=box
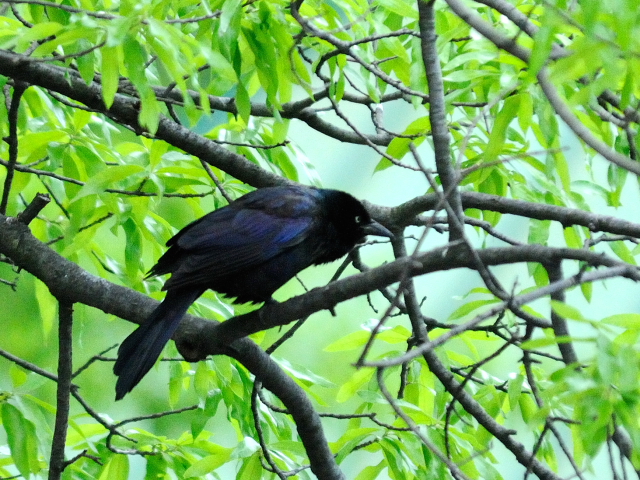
[114,289,202,400]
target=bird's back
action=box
[148,186,342,303]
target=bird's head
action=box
[320,189,394,245]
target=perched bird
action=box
[113,185,393,399]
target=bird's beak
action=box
[363,220,394,239]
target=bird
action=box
[113,185,393,400]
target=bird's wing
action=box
[161,192,321,289]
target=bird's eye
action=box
[354,215,363,224]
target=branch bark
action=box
[0,81,27,215]
[417,0,465,241]
[48,300,73,480]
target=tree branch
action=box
[0,81,27,215]
[48,300,73,480]
[380,191,640,237]
[417,0,465,241]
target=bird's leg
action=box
[258,298,278,326]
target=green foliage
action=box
[2,0,640,479]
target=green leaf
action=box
[484,95,520,163]
[325,330,369,352]
[378,325,412,344]
[123,35,159,133]
[1,403,40,478]
[277,358,334,388]
[354,461,386,480]
[554,151,571,192]
[444,70,498,82]
[10,364,27,388]
[138,87,160,134]
[519,393,538,424]
[531,262,549,286]
[581,280,592,303]
[145,454,169,480]
[620,67,634,110]
[32,26,98,57]
[602,313,640,329]
[235,453,262,480]
[123,217,143,279]
[380,437,409,479]
[508,374,525,410]
[242,16,280,108]
[529,13,558,78]
[563,226,582,249]
[551,300,585,321]
[374,157,393,173]
[385,116,429,160]
[35,280,56,337]
[332,427,379,462]
[145,20,189,92]
[73,165,145,200]
[98,454,129,480]
[270,148,298,181]
[235,82,251,124]
[609,241,637,265]
[101,45,120,108]
[184,448,232,477]
[193,362,214,399]
[191,391,222,439]
[17,21,63,46]
[443,51,496,71]
[19,130,69,162]
[521,336,573,350]
[448,298,500,321]
[518,91,534,132]
[337,368,374,403]
[377,0,419,19]
[76,38,97,84]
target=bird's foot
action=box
[258,298,278,326]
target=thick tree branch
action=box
[156,86,394,146]
[417,0,465,241]
[445,0,530,62]
[473,0,569,59]
[379,191,640,237]
[226,343,345,480]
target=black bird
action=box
[113,185,393,400]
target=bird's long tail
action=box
[114,288,203,400]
